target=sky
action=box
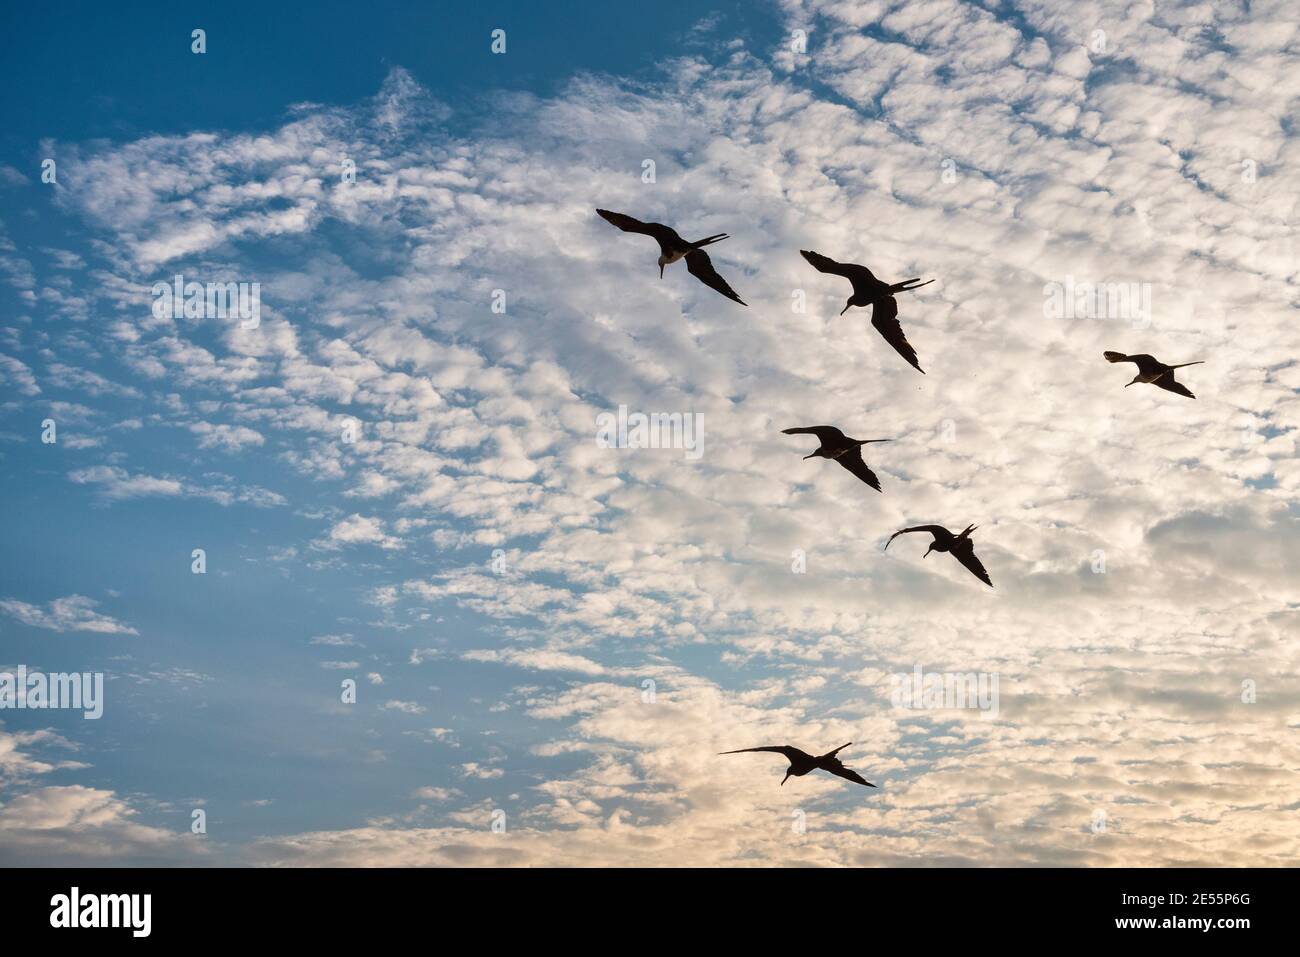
[0,0,1297,867]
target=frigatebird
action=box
[719,743,876,788]
[596,209,746,305]
[1104,351,1203,398]
[885,524,992,587]
[782,426,891,492]
[800,249,932,373]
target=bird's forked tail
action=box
[889,277,934,294]
[690,233,729,249]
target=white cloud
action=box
[0,595,138,635]
[188,421,266,452]
[382,700,427,715]
[412,786,461,802]
[310,633,359,647]
[461,648,609,676]
[458,762,503,780]
[0,785,202,866]
[68,464,284,507]
[0,164,28,187]
[316,513,404,551]
[0,354,39,396]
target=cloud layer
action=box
[2,0,1297,866]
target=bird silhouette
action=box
[782,426,891,492]
[800,249,932,373]
[719,743,876,788]
[596,209,746,305]
[885,523,992,587]
[1104,351,1203,398]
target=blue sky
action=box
[1,0,1298,866]
[0,1,776,141]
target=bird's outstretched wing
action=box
[1105,351,1163,375]
[951,539,993,587]
[685,248,747,305]
[1153,373,1195,399]
[800,249,878,291]
[824,764,876,788]
[719,745,808,761]
[836,446,882,492]
[781,425,847,444]
[870,296,924,373]
[884,525,949,550]
[596,209,683,250]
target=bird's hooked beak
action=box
[781,771,791,786]
[1126,377,1138,387]
[840,301,851,316]
[923,546,934,559]
[803,452,815,460]
[659,263,665,279]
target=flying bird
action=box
[885,523,992,587]
[719,743,876,788]
[800,249,933,373]
[1103,351,1203,398]
[782,426,891,492]
[596,209,746,305]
